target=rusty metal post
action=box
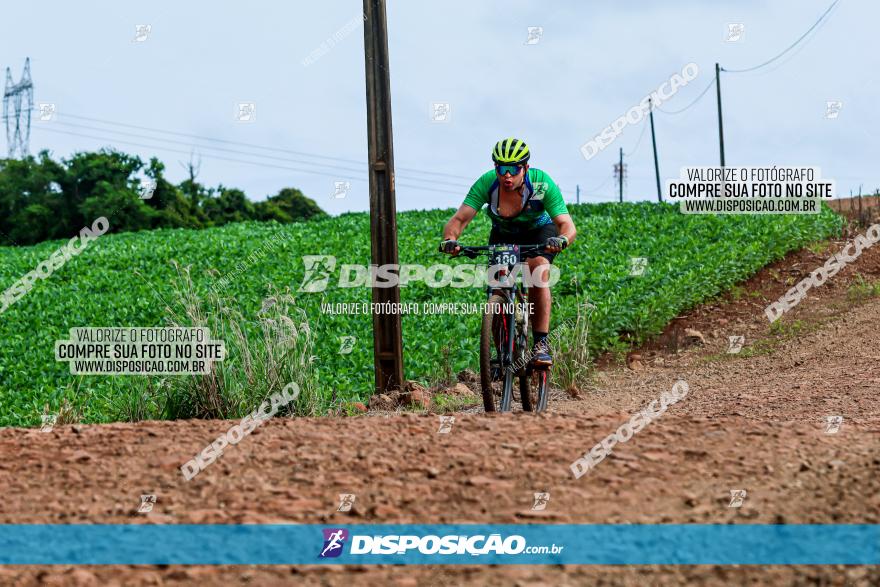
[363,0,404,392]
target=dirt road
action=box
[1,238,879,586]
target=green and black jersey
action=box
[462,168,568,233]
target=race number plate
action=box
[490,245,519,269]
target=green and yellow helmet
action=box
[491,138,530,165]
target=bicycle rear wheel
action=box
[520,375,532,411]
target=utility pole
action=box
[715,62,725,167]
[363,0,404,393]
[613,148,626,203]
[576,184,580,205]
[648,98,662,202]
[858,184,863,223]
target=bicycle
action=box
[455,243,552,413]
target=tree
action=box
[255,188,326,223]
[62,150,145,234]
[0,152,66,245]
[0,149,326,246]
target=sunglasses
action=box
[495,164,524,176]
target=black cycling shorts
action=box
[488,223,559,263]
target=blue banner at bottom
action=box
[0,524,877,565]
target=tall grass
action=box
[112,262,323,421]
[554,278,595,392]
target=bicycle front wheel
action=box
[480,294,514,412]
[534,368,549,412]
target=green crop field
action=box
[0,202,843,427]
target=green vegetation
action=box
[739,318,807,358]
[704,317,808,362]
[729,284,746,300]
[553,288,594,392]
[431,393,481,413]
[806,240,830,255]
[0,201,843,427]
[0,150,325,246]
[846,274,880,301]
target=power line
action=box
[50,120,361,174]
[45,119,472,190]
[624,117,649,157]
[587,175,613,193]
[654,75,716,115]
[30,126,463,197]
[722,0,840,74]
[33,109,476,183]
[735,9,834,78]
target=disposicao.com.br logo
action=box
[318,528,563,558]
[298,255,560,292]
[319,528,349,558]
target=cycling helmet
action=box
[491,138,530,165]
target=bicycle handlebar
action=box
[455,243,547,260]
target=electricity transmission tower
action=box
[3,58,34,159]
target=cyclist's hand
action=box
[439,239,461,255]
[545,235,568,253]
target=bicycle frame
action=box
[459,244,547,410]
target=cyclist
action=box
[439,138,577,366]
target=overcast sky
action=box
[2,0,876,214]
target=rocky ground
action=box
[1,214,878,586]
